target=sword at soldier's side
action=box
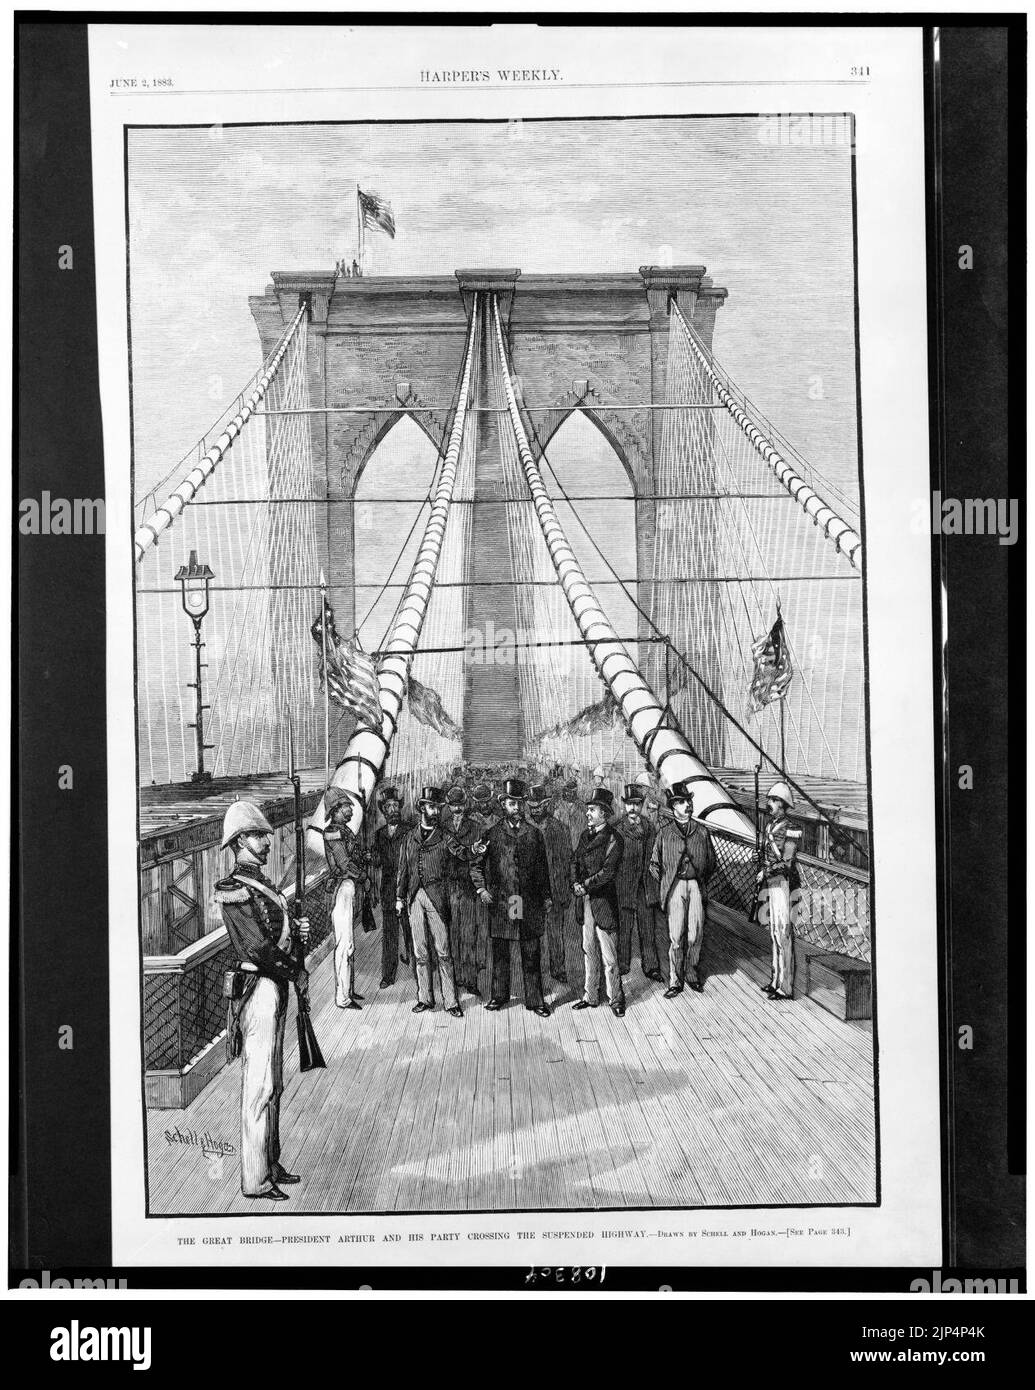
[288,717,326,1072]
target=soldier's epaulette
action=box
[213,877,251,905]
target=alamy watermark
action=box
[913,492,1020,546]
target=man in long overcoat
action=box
[648,781,717,997]
[572,787,626,1015]
[614,783,665,983]
[471,778,552,1016]
[395,786,471,1018]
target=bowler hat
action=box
[471,782,492,805]
[446,784,468,807]
[499,777,528,801]
[417,785,446,807]
[666,779,696,808]
[377,784,401,804]
[585,787,614,812]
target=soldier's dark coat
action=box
[214,865,301,986]
[471,817,551,941]
[572,824,624,934]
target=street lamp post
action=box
[174,549,215,783]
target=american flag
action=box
[748,610,793,714]
[311,599,382,731]
[358,187,396,239]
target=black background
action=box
[10,13,1025,1302]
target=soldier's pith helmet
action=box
[767,780,794,810]
[325,785,364,819]
[221,800,273,850]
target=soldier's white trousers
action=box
[332,879,357,1006]
[764,878,795,996]
[666,878,705,987]
[238,976,286,1196]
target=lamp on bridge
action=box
[174,549,215,784]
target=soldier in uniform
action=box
[322,786,371,1011]
[214,801,309,1201]
[527,783,572,985]
[471,778,552,1017]
[372,784,414,987]
[443,783,484,996]
[572,787,626,1016]
[614,783,665,983]
[757,780,802,1000]
[648,781,717,998]
[395,786,469,1017]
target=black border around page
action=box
[11,11,1025,1293]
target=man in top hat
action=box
[372,784,415,988]
[395,786,472,1017]
[443,783,484,995]
[471,778,552,1016]
[528,784,573,984]
[757,780,802,1000]
[648,781,717,998]
[214,800,309,1201]
[614,783,665,983]
[572,787,626,1015]
[322,786,372,1011]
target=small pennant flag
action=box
[748,609,793,714]
[311,600,382,731]
[407,674,462,741]
[358,187,396,239]
[535,690,624,743]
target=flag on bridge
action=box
[535,689,624,744]
[748,607,793,713]
[406,674,462,741]
[311,599,382,732]
[358,187,396,239]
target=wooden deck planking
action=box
[146,908,877,1215]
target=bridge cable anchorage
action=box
[488,294,754,839]
[670,302,863,571]
[309,295,481,848]
[133,302,308,563]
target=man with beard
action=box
[372,785,414,988]
[614,784,665,983]
[471,778,552,1017]
[572,787,626,1016]
[555,777,588,851]
[443,783,484,996]
[395,786,470,1017]
[215,800,309,1201]
[527,784,572,985]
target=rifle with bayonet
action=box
[288,720,325,1072]
[747,759,765,923]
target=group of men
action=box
[212,770,801,1199]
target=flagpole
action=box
[320,569,330,786]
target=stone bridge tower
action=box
[249,266,728,762]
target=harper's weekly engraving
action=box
[127,112,876,1219]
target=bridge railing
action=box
[142,873,333,1107]
[702,821,871,964]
